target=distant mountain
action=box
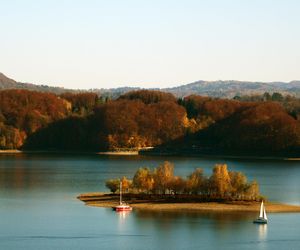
[1,72,300,98]
[165,80,300,98]
[0,72,75,94]
[0,72,139,97]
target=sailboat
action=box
[253,201,268,224]
[114,181,132,212]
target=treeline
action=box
[1,88,300,156]
[234,92,300,120]
[105,162,260,201]
[23,96,186,151]
[0,90,102,149]
[0,90,70,149]
[154,94,300,156]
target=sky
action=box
[0,0,300,89]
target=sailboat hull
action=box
[115,205,133,212]
[253,218,268,224]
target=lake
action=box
[0,153,300,250]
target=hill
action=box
[1,88,300,157]
[0,72,75,94]
[0,72,139,97]
[165,80,300,98]
[1,72,300,98]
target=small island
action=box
[78,162,300,213]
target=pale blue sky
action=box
[1,0,299,89]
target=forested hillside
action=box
[1,89,300,156]
[1,72,300,98]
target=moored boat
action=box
[253,201,268,224]
[114,181,132,212]
[115,203,133,212]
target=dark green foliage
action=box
[105,179,120,193]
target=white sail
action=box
[263,206,268,220]
[253,200,268,224]
[259,201,264,218]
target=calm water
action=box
[1,153,300,250]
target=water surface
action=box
[0,153,300,250]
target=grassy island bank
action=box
[78,193,300,213]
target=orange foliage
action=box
[0,89,69,149]
[93,99,187,149]
[118,90,176,104]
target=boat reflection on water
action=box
[116,210,132,232]
[117,210,131,220]
[257,224,268,241]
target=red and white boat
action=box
[114,181,132,212]
[115,203,132,212]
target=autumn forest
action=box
[1,89,300,156]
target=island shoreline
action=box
[78,193,300,213]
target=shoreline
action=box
[1,149,300,160]
[0,150,22,154]
[97,151,139,155]
[78,193,300,213]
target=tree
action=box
[118,90,177,104]
[105,162,261,201]
[209,164,232,199]
[60,92,98,115]
[272,92,284,102]
[244,181,260,200]
[170,176,186,195]
[229,171,248,199]
[186,168,205,194]
[133,167,154,193]
[153,161,174,194]
[121,176,132,193]
[105,179,120,193]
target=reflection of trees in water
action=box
[0,154,77,191]
[133,209,256,232]
[135,209,255,221]
[0,156,40,190]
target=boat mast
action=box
[119,180,122,205]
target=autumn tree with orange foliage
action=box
[205,102,300,154]
[133,167,154,193]
[106,162,261,201]
[92,98,187,150]
[118,90,177,104]
[152,161,175,194]
[2,88,300,156]
[60,92,98,115]
[0,89,69,149]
